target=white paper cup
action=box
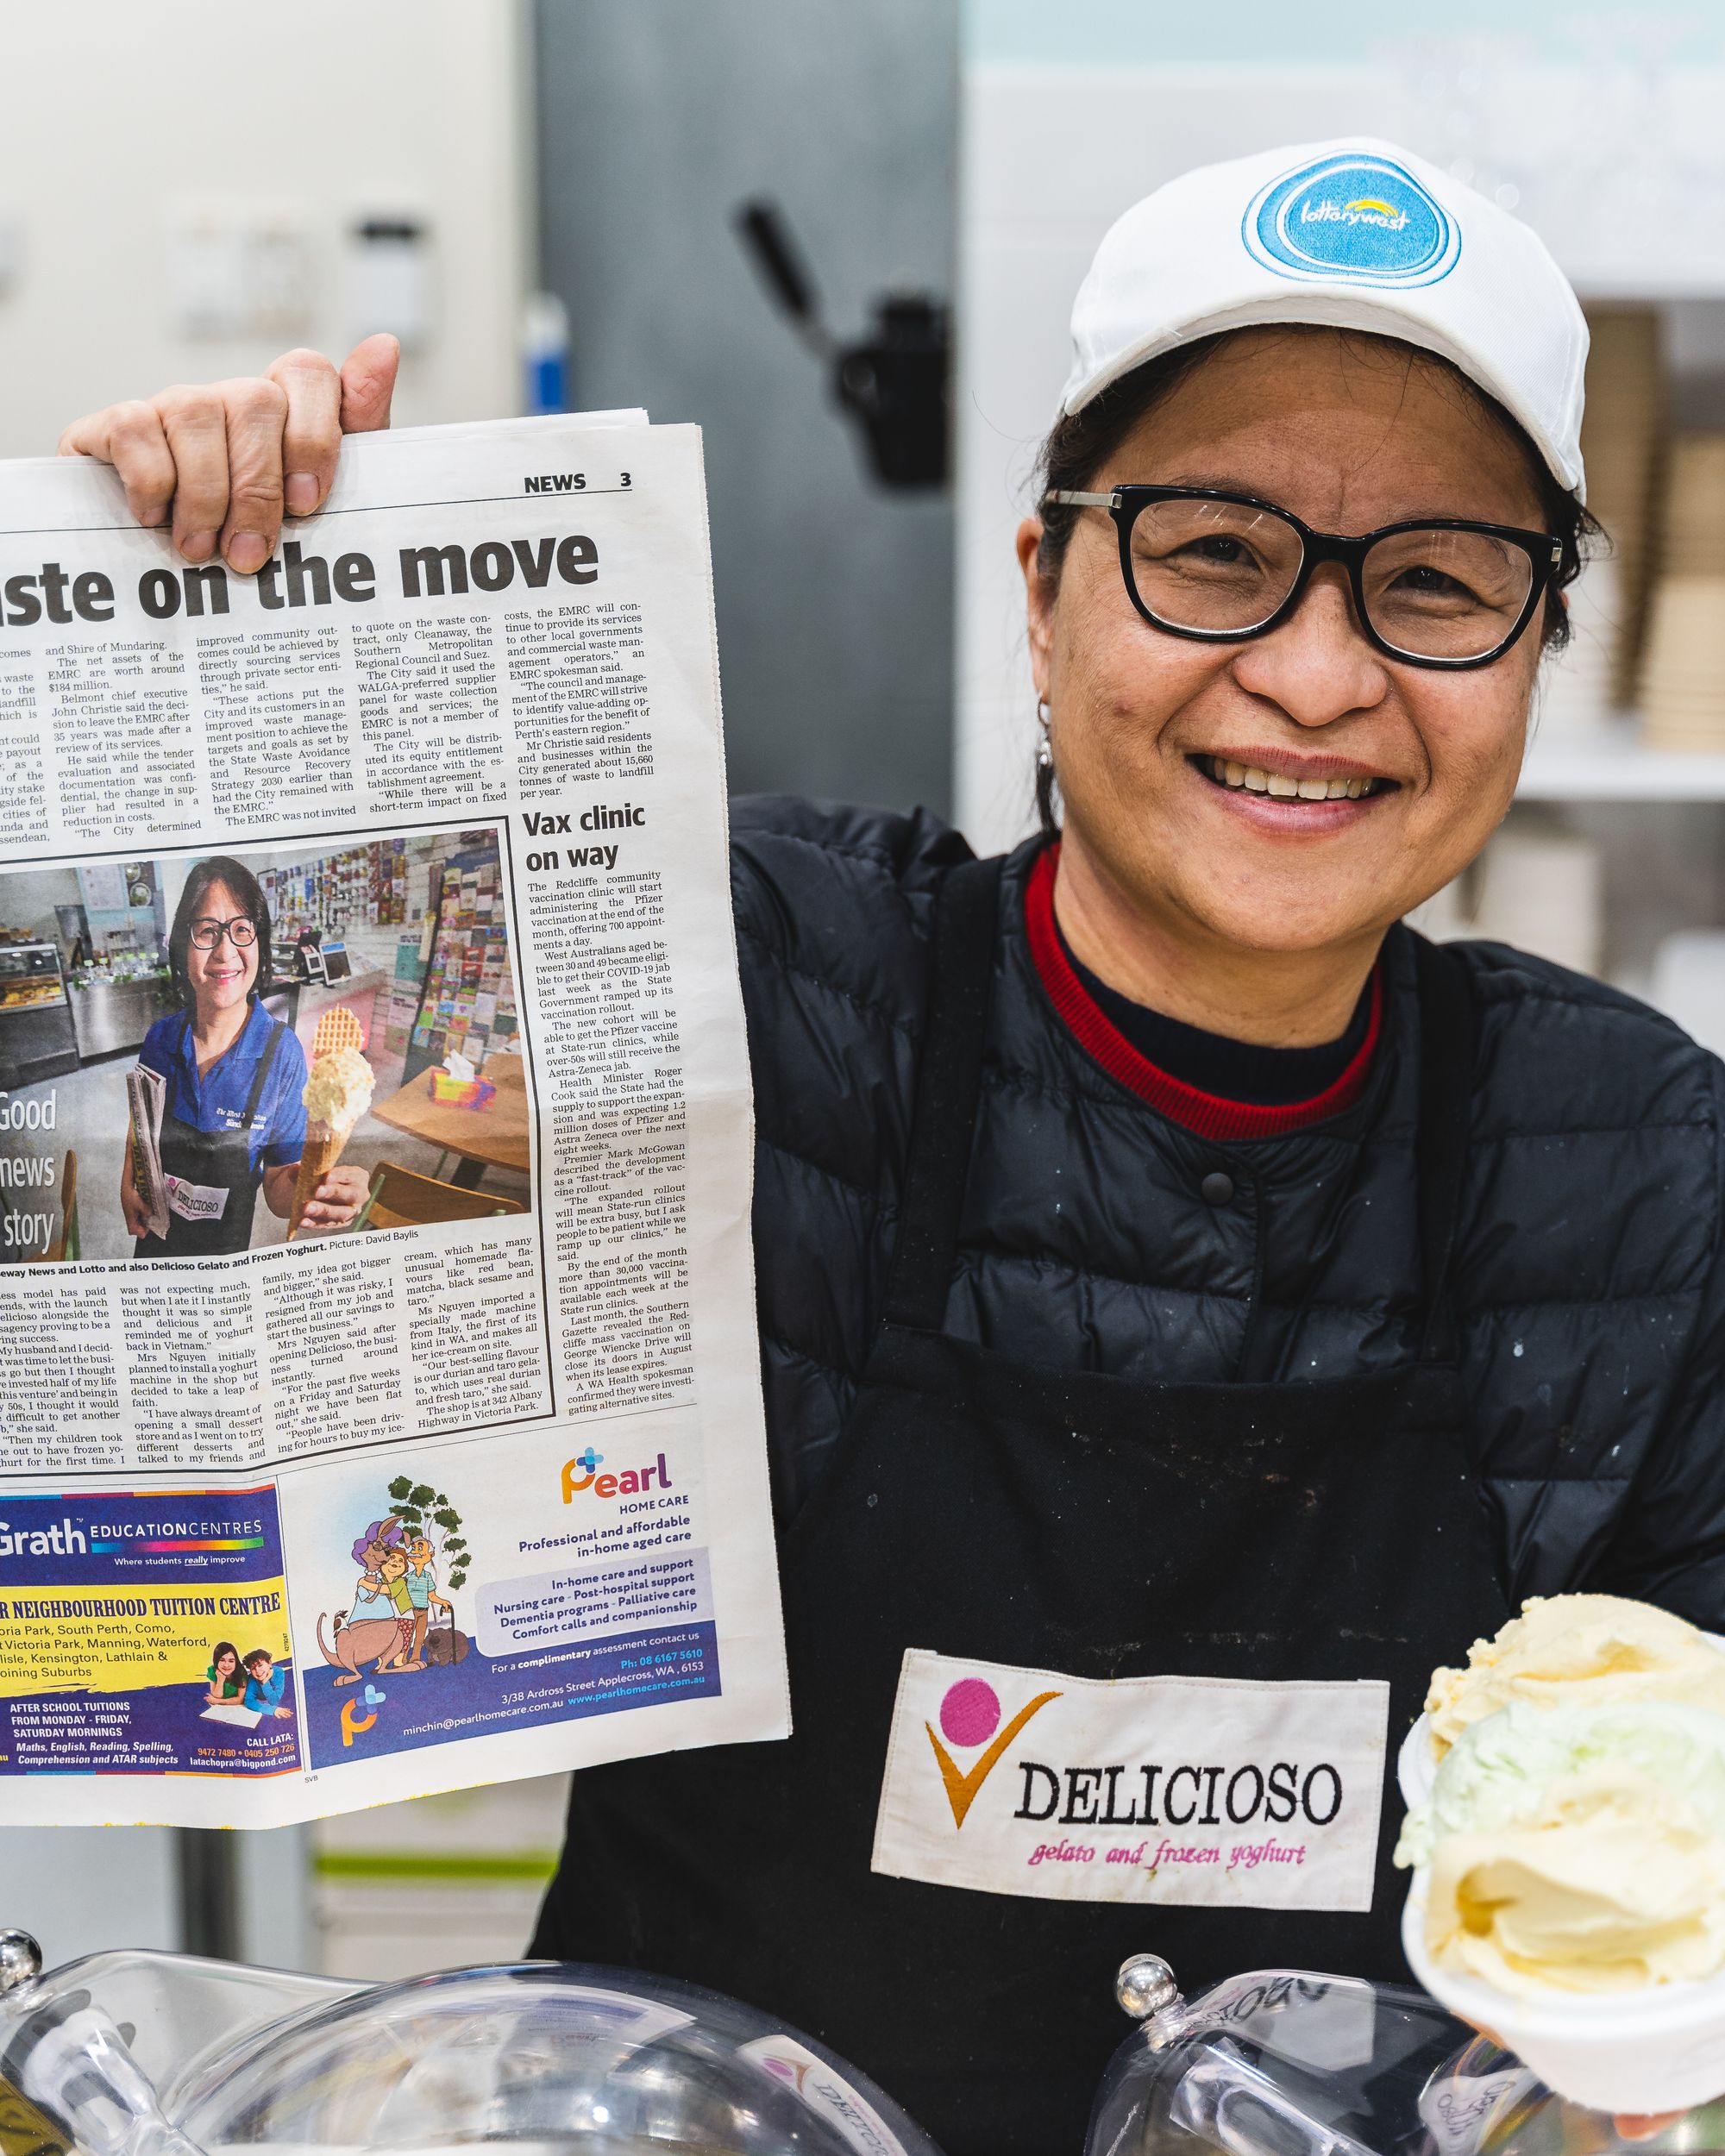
[1402,1880,1725,2114]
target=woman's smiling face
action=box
[1023,327,1551,957]
[186,878,258,1018]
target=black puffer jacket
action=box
[734,793,1725,1623]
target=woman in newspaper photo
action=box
[59,144,1725,2155]
[121,856,366,1255]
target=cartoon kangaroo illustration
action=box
[316,1608,403,1686]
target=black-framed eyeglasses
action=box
[189,916,258,951]
[1048,485,1563,669]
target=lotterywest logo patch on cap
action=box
[1244,150,1461,288]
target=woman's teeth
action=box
[1206,756,1377,800]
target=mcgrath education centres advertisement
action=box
[0,1488,298,1778]
[0,1408,723,1811]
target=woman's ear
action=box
[1017,517,1055,700]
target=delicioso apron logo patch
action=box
[873,1650,1389,1910]
[165,1175,229,1223]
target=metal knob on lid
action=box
[1115,1953,1181,2021]
[0,1929,41,1995]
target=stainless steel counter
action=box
[67,975,178,1059]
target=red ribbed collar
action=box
[1022,845,1381,1142]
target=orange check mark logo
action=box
[925,1690,1060,1827]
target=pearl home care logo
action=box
[1244,151,1460,286]
[925,1675,1059,1827]
[561,1445,674,1500]
[339,1685,384,1746]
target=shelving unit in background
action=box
[1496,718,1725,1039]
[1521,727,1725,803]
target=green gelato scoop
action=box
[1397,1699,1725,1872]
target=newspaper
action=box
[125,1065,169,1240]
[0,411,789,1826]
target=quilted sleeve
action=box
[1589,1051,1725,1627]
[728,795,969,1520]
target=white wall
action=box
[0,0,528,1967]
[1,1827,180,1963]
[0,0,530,459]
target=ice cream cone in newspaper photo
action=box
[288,1007,376,1239]
[288,1120,346,1239]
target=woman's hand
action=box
[59,335,400,572]
[262,1158,368,1231]
[119,1159,152,1240]
[1469,2026,1684,2140]
[296,1162,370,1234]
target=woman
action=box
[67,141,1725,2154]
[122,856,366,1254]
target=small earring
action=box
[1036,699,1053,772]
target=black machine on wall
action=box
[735,199,950,492]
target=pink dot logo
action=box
[939,1677,1001,1749]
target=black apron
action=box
[536,857,1507,2156]
[136,1011,288,1259]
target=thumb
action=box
[340,335,400,433]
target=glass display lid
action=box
[1088,1952,1722,2156]
[0,1928,935,2156]
[9,1920,1724,2156]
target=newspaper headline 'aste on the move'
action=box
[0,411,789,1826]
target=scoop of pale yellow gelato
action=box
[1426,1595,1725,1759]
[1425,1750,1725,1996]
[302,1044,374,1131]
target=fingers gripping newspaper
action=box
[0,411,791,1825]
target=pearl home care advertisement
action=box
[0,414,788,1825]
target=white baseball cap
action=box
[1061,137,1590,500]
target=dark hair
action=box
[168,855,274,1008]
[1031,329,1600,834]
[209,1641,239,1675]
[242,1648,273,1671]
